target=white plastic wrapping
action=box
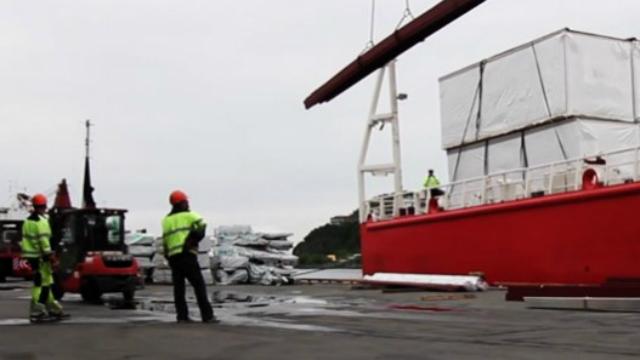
[363,273,488,292]
[480,46,549,138]
[449,117,640,182]
[566,33,633,119]
[488,134,522,174]
[440,29,640,149]
[211,226,297,286]
[447,142,485,181]
[440,65,480,146]
[524,121,579,167]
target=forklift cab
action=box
[0,220,22,282]
[50,207,139,302]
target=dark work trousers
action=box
[430,188,445,197]
[168,252,213,321]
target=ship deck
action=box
[1,279,639,359]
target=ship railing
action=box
[366,146,640,222]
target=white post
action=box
[634,147,639,181]
[574,159,581,191]
[482,177,488,204]
[388,61,404,217]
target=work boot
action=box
[46,300,70,320]
[202,316,220,324]
[29,302,47,322]
[46,300,63,315]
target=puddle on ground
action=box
[0,313,175,326]
[124,290,366,332]
[2,289,381,332]
[0,287,22,291]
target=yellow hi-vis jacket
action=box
[423,175,441,188]
[21,214,52,259]
[162,211,206,258]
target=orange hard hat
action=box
[32,193,47,207]
[169,190,188,205]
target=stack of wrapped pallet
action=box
[441,29,640,186]
[211,225,298,285]
[152,236,214,285]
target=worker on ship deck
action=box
[21,194,65,322]
[162,190,217,323]
[423,169,444,197]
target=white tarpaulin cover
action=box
[440,29,640,149]
[447,117,640,182]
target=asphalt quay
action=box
[0,280,639,359]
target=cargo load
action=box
[210,225,297,285]
[440,29,640,182]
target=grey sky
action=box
[1,0,638,242]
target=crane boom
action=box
[304,0,486,109]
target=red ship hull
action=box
[361,182,640,285]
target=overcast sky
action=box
[1,0,638,242]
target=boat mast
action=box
[85,119,91,160]
[82,119,96,208]
[358,61,404,222]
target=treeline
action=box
[293,210,360,266]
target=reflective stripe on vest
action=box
[21,215,52,258]
[162,211,205,257]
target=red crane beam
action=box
[304,0,486,109]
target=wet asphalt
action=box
[1,280,640,359]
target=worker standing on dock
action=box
[162,190,217,323]
[21,194,65,322]
[423,169,444,197]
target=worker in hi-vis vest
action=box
[162,190,217,323]
[423,169,444,197]
[21,194,65,321]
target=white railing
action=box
[365,146,640,222]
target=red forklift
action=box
[0,217,22,282]
[9,121,140,302]
[2,181,140,302]
[47,121,140,302]
[49,200,139,302]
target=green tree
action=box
[293,210,360,266]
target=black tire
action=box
[122,288,135,302]
[0,259,10,282]
[80,281,102,304]
[145,268,154,284]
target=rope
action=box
[475,61,485,140]
[521,131,529,168]
[362,0,376,52]
[483,140,489,176]
[532,44,552,118]
[396,0,415,29]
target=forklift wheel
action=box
[80,284,102,304]
[123,288,135,302]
